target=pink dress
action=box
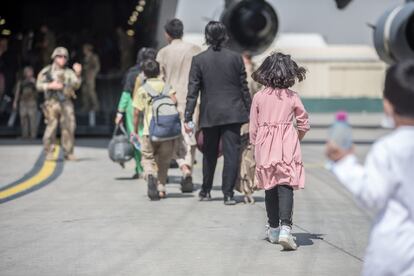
[249,88,310,190]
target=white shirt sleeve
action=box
[332,143,398,213]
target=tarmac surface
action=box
[0,113,386,276]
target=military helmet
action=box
[51,47,69,59]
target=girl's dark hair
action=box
[384,60,414,118]
[205,21,228,51]
[252,52,306,89]
[142,59,160,78]
[164,18,184,39]
[136,47,157,64]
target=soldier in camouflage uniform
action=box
[81,43,100,112]
[36,47,82,161]
[13,66,38,139]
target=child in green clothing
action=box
[114,48,157,178]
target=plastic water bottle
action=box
[328,111,353,150]
[130,135,141,151]
[187,121,195,137]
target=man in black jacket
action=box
[184,21,252,205]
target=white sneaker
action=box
[278,225,297,250]
[265,225,280,244]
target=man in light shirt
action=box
[157,18,201,193]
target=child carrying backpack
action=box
[131,59,180,200]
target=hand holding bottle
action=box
[130,132,141,151]
[187,121,195,137]
[326,111,354,163]
[328,111,353,150]
[184,121,195,135]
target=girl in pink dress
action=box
[249,52,310,250]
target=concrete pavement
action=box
[0,134,373,276]
[1,112,384,275]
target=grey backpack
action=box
[143,83,181,141]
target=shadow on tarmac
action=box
[166,193,195,198]
[75,157,97,162]
[293,233,325,246]
[263,233,324,249]
[114,177,136,181]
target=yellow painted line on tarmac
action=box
[0,146,60,200]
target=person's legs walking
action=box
[28,105,38,139]
[125,105,142,178]
[60,101,76,159]
[81,83,90,112]
[201,126,220,199]
[175,132,194,192]
[141,136,157,176]
[19,106,29,138]
[155,140,174,198]
[141,135,159,200]
[265,187,280,243]
[43,101,60,160]
[221,123,241,204]
[277,184,296,250]
[278,185,294,226]
[265,187,280,227]
[133,149,143,178]
[88,80,100,112]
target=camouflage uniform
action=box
[36,48,81,158]
[81,52,100,111]
[16,79,38,138]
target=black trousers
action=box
[201,123,241,198]
[265,185,294,228]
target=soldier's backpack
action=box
[143,82,181,142]
[108,124,134,165]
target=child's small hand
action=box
[183,122,192,134]
[325,141,353,162]
[130,132,140,145]
[114,113,123,125]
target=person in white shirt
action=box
[326,60,414,276]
